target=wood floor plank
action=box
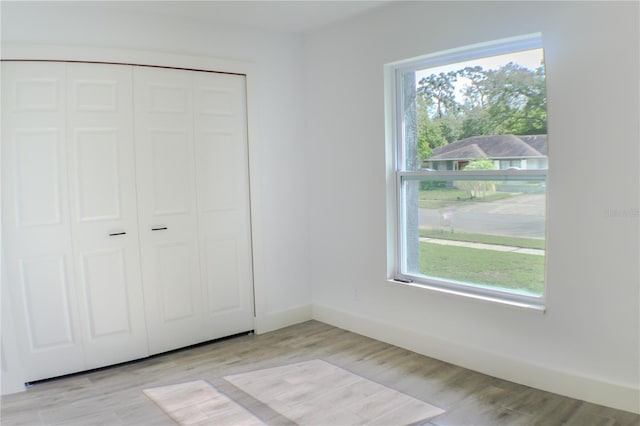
[1,320,638,425]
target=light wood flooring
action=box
[1,320,638,425]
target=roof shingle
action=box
[429,134,547,160]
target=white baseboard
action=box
[254,304,312,335]
[312,303,639,414]
[1,373,25,396]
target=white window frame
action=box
[384,34,548,311]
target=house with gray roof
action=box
[424,134,548,171]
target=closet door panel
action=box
[73,128,120,221]
[203,236,241,311]
[194,72,254,338]
[80,249,131,336]
[150,130,192,215]
[155,242,196,321]
[18,256,75,350]
[1,62,85,381]
[67,63,148,367]
[134,67,204,354]
[14,129,63,226]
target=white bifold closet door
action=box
[2,62,148,381]
[134,67,254,355]
[2,61,254,381]
[66,63,149,368]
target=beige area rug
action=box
[224,359,445,425]
[144,380,265,425]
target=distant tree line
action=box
[417,62,547,161]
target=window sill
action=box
[387,278,546,313]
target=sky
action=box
[416,48,545,77]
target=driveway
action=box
[418,193,546,238]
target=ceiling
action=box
[103,1,395,34]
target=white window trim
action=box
[384,34,548,311]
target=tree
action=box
[465,63,547,135]
[455,158,496,199]
[458,65,488,109]
[459,108,491,139]
[463,158,495,170]
[435,115,461,143]
[417,71,460,119]
[416,96,447,161]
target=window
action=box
[386,34,548,309]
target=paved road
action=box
[418,193,546,239]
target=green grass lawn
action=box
[419,229,545,250]
[419,242,545,295]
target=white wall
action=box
[304,1,639,413]
[0,2,312,332]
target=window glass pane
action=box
[415,49,547,170]
[400,47,547,172]
[401,174,545,296]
